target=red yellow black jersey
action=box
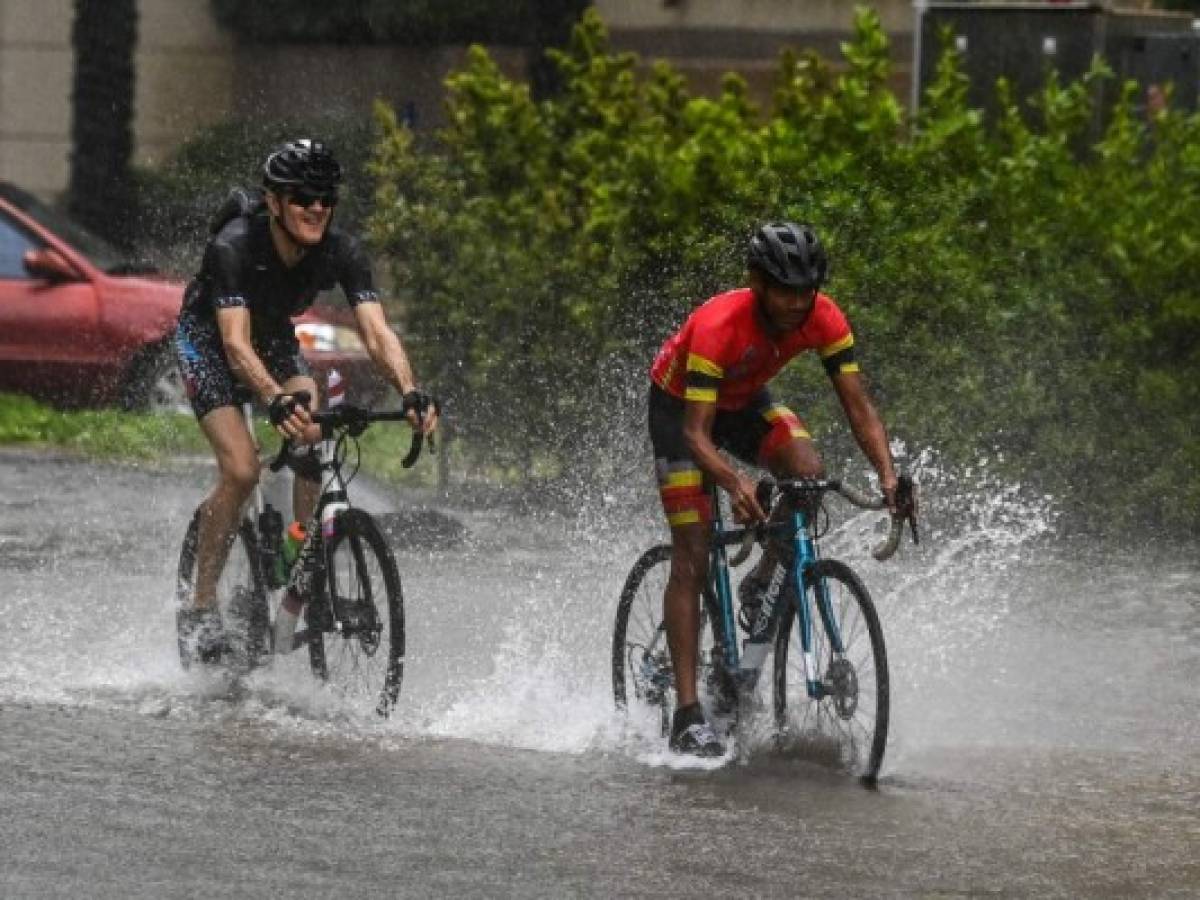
[649,287,858,410]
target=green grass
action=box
[0,392,210,459]
[0,392,442,488]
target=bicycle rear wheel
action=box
[310,508,405,717]
[612,546,731,736]
[772,558,890,782]
[175,510,270,670]
[612,545,674,735]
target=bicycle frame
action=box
[238,402,340,631]
[237,393,428,648]
[708,492,846,701]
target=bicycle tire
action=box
[612,545,732,737]
[612,545,673,735]
[772,557,890,782]
[175,509,270,670]
[309,508,405,717]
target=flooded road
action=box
[1,448,1197,897]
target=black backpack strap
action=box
[208,186,266,236]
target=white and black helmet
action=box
[262,138,342,192]
[747,222,828,290]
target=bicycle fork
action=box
[791,515,849,701]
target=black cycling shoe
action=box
[669,703,726,757]
[177,607,228,667]
[737,572,768,633]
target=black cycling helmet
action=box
[747,222,827,290]
[262,138,342,193]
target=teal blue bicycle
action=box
[612,476,917,781]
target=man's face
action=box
[753,272,817,332]
[268,187,337,246]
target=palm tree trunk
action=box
[69,0,138,250]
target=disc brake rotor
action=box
[826,657,859,718]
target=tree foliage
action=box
[366,7,1200,529]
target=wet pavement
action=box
[1,448,1198,897]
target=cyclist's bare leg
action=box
[193,406,261,609]
[281,373,320,524]
[747,437,824,581]
[664,523,710,708]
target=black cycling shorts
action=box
[174,318,310,420]
[647,383,810,527]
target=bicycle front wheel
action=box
[772,558,890,781]
[175,510,270,670]
[311,509,405,717]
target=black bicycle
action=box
[613,476,917,780]
[176,390,433,717]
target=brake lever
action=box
[899,474,920,546]
[401,431,424,469]
[400,394,441,468]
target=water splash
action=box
[15,446,1194,776]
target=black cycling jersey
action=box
[174,206,379,419]
[179,208,378,339]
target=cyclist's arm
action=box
[204,237,295,408]
[216,306,286,403]
[216,306,313,440]
[352,302,438,433]
[681,400,764,524]
[831,370,899,507]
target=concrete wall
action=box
[133,0,234,168]
[0,0,238,198]
[0,0,920,201]
[596,0,913,32]
[227,43,527,134]
[596,0,917,112]
[0,0,74,197]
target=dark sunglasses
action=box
[286,189,339,209]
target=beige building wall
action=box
[0,0,75,198]
[133,0,234,168]
[0,0,920,201]
[0,0,236,200]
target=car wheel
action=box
[122,341,189,414]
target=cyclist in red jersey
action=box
[648,222,900,756]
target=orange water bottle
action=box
[282,520,306,571]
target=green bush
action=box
[0,393,207,458]
[367,7,1200,531]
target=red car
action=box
[0,182,379,412]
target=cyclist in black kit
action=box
[175,138,437,659]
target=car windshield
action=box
[0,182,142,274]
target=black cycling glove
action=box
[268,390,311,427]
[402,390,434,418]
